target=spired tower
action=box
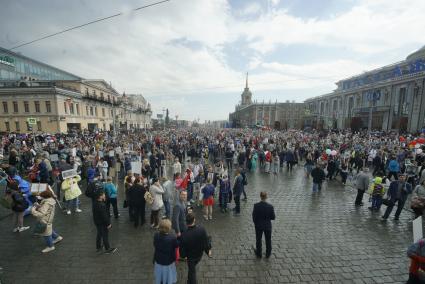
[241,72,252,106]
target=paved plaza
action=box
[0,167,414,283]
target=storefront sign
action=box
[0,55,15,67]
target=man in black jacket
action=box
[93,192,117,254]
[180,212,211,284]
[252,192,275,258]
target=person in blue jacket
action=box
[382,173,412,220]
[87,165,96,184]
[387,156,400,181]
[104,177,119,218]
[8,167,32,216]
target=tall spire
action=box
[245,72,248,89]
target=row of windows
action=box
[2,101,51,113]
[4,121,42,132]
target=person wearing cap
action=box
[382,173,412,220]
[61,175,82,215]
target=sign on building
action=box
[27,118,37,125]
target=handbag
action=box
[382,198,393,206]
[33,222,48,234]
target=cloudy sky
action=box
[1,0,424,121]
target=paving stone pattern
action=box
[0,167,414,283]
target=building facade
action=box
[229,74,306,129]
[305,46,425,132]
[0,47,152,134]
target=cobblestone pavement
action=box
[0,167,414,283]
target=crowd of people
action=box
[2,128,425,283]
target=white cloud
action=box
[237,0,425,54]
[237,2,262,17]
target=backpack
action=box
[12,192,29,212]
[85,180,104,198]
[144,191,154,205]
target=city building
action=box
[229,73,306,129]
[0,47,152,133]
[305,46,425,132]
[119,94,152,130]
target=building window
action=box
[37,121,42,131]
[100,93,104,100]
[95,107,98,116]
[110,109,113,117]
[92,90,96,96]
[70,103,74,114]
[15,121,20,132]
[102,108,105,117]
[34,101,40,113]
[45,101,51,113]
[64,102,68,113]
[90,107,94,116]
[2,102,8,113]
[85,87,89,95]
[76,104,80,115]
[86,106,89,116]
[13,101,18,113]
[5,121,10,131]
[24,101,29,113]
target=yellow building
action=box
[0,80,151,133]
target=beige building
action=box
[0,80,152,133]
[118,94,152,130]
[229,74,306,129]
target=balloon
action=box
[399,136,406,142]
[417,148,423,154]
[418,138,425,144]
[331,150,337,156]
[326,149,331,155]
[416,144,421,149]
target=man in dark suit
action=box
[252,191,275,258]
[382,173,412,220]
